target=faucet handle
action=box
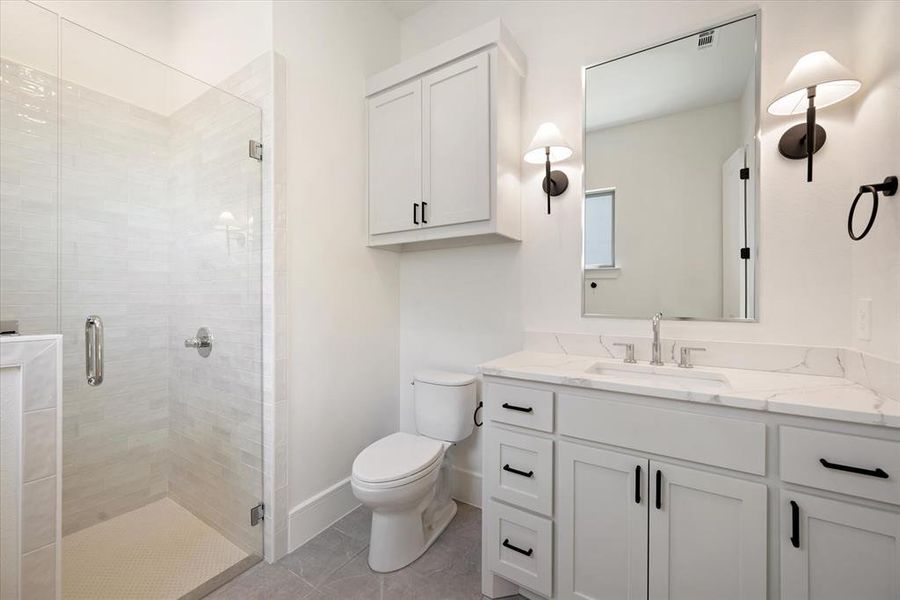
[679,346,706,369]
[612,343,636,364]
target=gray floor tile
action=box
[317,551,431,600]
[210,502,521,600]
[331,505,372,544]
[278,527,368,587]
[205,563,316,600]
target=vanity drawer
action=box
[485,382,554,432]
[485,500,552,597]
[558,391,766,475]
[780,427,900,505]
[485,427,553,516]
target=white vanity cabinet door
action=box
[781,491,900,600]
[557,443,648,600]
[367,80,422,235]
[421,52,491,228]
[649,461,767,600]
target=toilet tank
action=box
[414,370,477,442]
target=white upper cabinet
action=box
[368,81,422,235]
[365,20,525,250]
[421,53,490,228]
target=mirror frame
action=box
[580,10,762,322]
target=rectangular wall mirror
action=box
[582,14,759,321]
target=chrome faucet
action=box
[650,312,664,365]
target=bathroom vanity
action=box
[479,352,900,600]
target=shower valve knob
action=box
[184,327,213,357]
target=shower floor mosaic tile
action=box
[62,498,251,600]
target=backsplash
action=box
[524,331,899,401]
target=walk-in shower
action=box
[0,1,264,597]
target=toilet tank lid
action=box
[414,370,476,387]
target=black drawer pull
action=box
[655,469,662,510]
[503,464,534,478]
[501,402,533,413]
[635,465,642,504]
[819,458,889,479]
[422,201,428,224]
[502,538,533,557]
[790,500,800,548]
[413,202,419,225]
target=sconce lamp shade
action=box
[524,122,573,163]
[767,51,860,115]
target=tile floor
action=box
[207,502,527,600]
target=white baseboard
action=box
[451,465,482,508]
[287,477,360,552]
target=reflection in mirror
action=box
[582,15,758,321]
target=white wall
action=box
[30,0,271,114]
[272,1,402,538]
[583,101,742,318]
[398,0,895,483]
[33,0,174,61]
[169,1,272,87]
[849,0,900,361]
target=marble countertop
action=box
[480,351,900,429]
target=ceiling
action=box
[383,1,432,19]
[585,16,757,131]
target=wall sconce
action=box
[524,122,572,214]
[768,51,860,182]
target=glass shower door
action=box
[58,18,262,599]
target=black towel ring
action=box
[848,176,897,241]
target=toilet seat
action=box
[352,432,444,489]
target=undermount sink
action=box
[586,362,731,389]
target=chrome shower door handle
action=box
[85,315,104,386]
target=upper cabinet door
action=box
[781,491,900,600]
[368,80,422,235]
[557,442,648,600]
[649,461,767,600]
[421,52,491,228]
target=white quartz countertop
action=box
[480,351,900,429]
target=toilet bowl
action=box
[351,370,476,572]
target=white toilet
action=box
[351,370,476,572]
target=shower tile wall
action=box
[0,59,59,335]
[166,80,262,554]
[58,73,172,534]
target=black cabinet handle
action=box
[501,402,533,413]
[819,458,889,479]
[502,402,534,412]
[503,464,534,478]
[635,465,642,504]
[422,201,428,224]
[655,469,662,510]
[413,203,419,225]
[790,500,800,548]
[502,538,533,557]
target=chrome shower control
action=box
[185,327,213,357]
